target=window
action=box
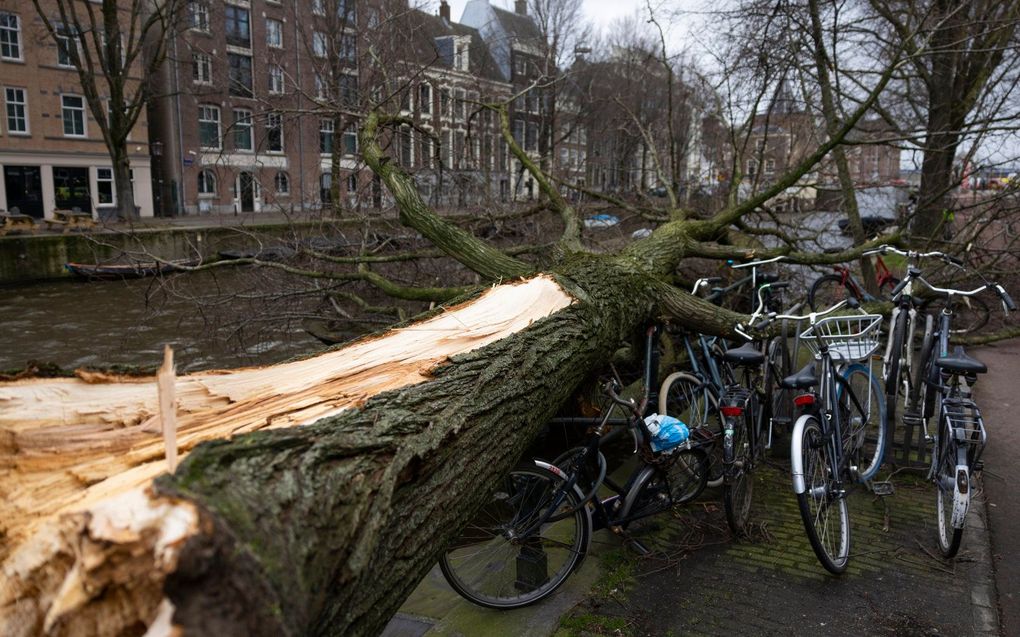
[400,88,411,112]
[339,34,356,62]
[57,25,79,67]
[0,13,21,60]
[746,159,757,177]
[61,95,86,137]
[435,37,453,67]
[312,0,325,16]
[526,122,538,151]
[419,134,432,169]
[225,5,251,48]
[455,40,469,71]
[340,74,358,106]
[319,172,331,203]
[313,32,327,57]
[192,52,211,84]
[764,158,776,175]
[188,1,209,31]
[266,19,283,48]
[454,131,464,168]
[266,112,283,151]
[342,125,357,155]
[198,104,220,149]
[419,84,431,115]
[96,167,114,204]
[560,147,569,167]
[228,53,253,97]
[440,88,450,117]
[455,89,465,121]
[268,64,284,94]
[233,109,253,151]
[320,118,333,154]
[512,118,524,145]
[5,87,28,134]
[315,74,328,100]
[275,171,289,194]
[347,173,357,193]
[198,169,216,195]
[399,126,412,166]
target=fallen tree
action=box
[0,42,912,636]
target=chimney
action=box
[439,0,450,21]
[515,0,526,15]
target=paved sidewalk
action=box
[385,342,1019,637]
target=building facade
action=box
[0,0,153,220]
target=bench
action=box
[46,209,96,233]
[0,212,38,236]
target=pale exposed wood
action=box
[157,346,178,473]
[0,275,572,567]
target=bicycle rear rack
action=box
[942,399,986,465]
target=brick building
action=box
[0,0,154,220]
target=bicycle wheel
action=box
[934,417,965,557]
[840,364,887,481]
[439,463,591,609]
[808,274,860,312]
[921,296,991,335]
[659,372,722,487]
[795,418,851,574]
[664,447,709,505]
[723,409,753,534]
[884,308,907,426]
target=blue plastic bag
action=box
[643,414,690,453]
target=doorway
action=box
[237,171,256,212]
[3,166,44,218]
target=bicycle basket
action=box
[799,314,882,362]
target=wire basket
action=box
[799,314,883,362]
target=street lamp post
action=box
[151,141,165,217]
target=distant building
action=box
[0,0,154,219]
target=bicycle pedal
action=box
[902,412,922,427]
[871,481,895,496]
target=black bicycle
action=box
[438,331,716,608]
[904,271,1015,557]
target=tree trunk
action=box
[112,143,137,220]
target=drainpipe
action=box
[293,13,305,213]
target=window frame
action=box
[188,1,210,32]
[61,94,87,138]
[266,18,283,48]
[56,24,80,68]
[4,86,29,135]
[274,171,289,194]
[268,63,285,94]
[227,52,253,98]
[224,4,251,48]
[197,169,217,196]
[233,108,253,152]
[319,117,334,155]
[342,124,358,156]
[265,111,284,152]
[0,12,22,61]
[198,104,221,150]
[192,51,212,84]
[312,31,327,58]
[96,167,115,205]
[418,83,432,115]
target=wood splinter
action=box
[156,345,178,473]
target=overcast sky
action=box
[438,0,655,34]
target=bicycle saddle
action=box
[780,362,818,389]
[723,342,765,366]
[935,346,987,375]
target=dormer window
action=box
[435,35,469,71]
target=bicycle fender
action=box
[790,414,817,495]
[531,459,595,556]
[620,465,657,522]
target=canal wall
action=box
[0,221,327,284]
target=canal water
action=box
[0,270,326,373]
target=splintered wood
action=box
[0,275,573,562]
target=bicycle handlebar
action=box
[691,276,724,295]
[862,244,962,267]
[729,255,787,269]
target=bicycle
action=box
[438,328,716,609]
[807,251,900,311]
[902,271,1015,557]
[710,281,798,534]
[753,298,887,573]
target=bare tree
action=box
[29,0,183,219]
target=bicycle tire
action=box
[840,364,887,481]
[934,417,965,558]
[439,463,591,609]
[659,372,722,487]
[808,273,860,312]
[723,408,753,534]
[921,295,991,336]
[795,418,851,574]
[884,308,908,426]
